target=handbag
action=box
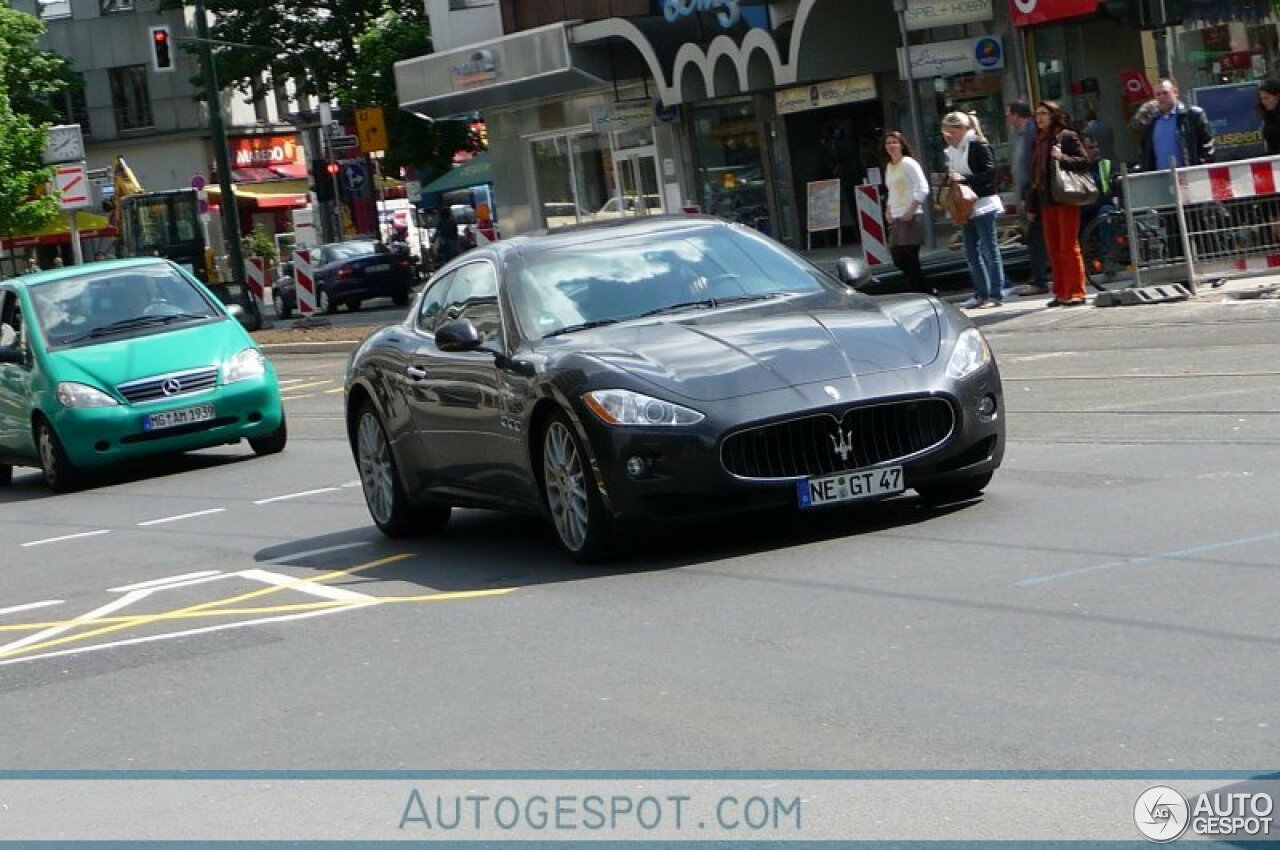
[889,216,924,247]
[936,184,977,226]
[1050,160,1099,206]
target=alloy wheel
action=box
[357,411,395,525]
[543,421,589,551]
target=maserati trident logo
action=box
[830,427,853,463]
[161,378,182,396]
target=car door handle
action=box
[406,366,428,380]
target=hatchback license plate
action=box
[143,403,215,432]
[366,263,391,273]
[797,466,904,508]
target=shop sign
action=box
[589,100,655,134]
[776,75,876,115]
[230,134,301,168]
[451,48,500,90]
[905,0,992,31]
[662,0,740,29]
[1008,0,1098,27]
[897,36,1004,80]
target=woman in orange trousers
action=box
[1027,100,1091,306]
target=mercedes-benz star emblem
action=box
[161,378,183,396]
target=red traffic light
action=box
[325,162,339,176]
[153,29,168,46]
[150,25,174,71]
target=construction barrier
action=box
[855,184,890,267]
[293,248,316,317]
[1121,153,1280,296]
[245,255,268,307]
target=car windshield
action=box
[509,225,833,339]
[327,242,379,261]
[30,263,221,348]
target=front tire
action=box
[318,287,335,314]
[36,418,80,493]
[915,471,993,506]
[355,402,450,537]
[542,414,612,562]
[249,413,288,455]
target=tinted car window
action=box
[509,225,832,338]
[438,262,501,347]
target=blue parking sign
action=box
[342,161,368,194]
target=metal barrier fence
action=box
[1122,153,1280,296]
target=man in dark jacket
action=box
[1139,78,1214,170]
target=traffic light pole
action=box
[193,0,259,328]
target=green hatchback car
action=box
[0,258,286,491]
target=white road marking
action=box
[278,378,307,385]
[136,508,227,527]
[324,388,344,395]
[109,571,223,593]
[252,487,340,505]
[340,480,361,488]
[0,590,148,656]
[239,569,376,602]
[0,600,64,617]
[20,530,110,548]
[264,542,371,563]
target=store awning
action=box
[0,210,116,250]
[421,154,492,196]
[206,179,310,209]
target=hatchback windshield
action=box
[30,263,222,348]
[509,225,833,338]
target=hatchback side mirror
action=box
[435,319,484,352]
[836,257,874,290]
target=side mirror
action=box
[836,256,874,290]
[0,346,24,365]
[435,319,484,352]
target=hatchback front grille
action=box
[721,398,956,480]
[116,367,219,404]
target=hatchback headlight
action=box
[583,389,704,426]
[56,382,118,408]
[946,328,993,379]
[223,347,266,383]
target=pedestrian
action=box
[432,207,460,264]
[1083,103,1116,162]
[940,111,1006,308]
[51,256,64,268]
[23,257,39,275]
[880,130,930,294]
[1137,78,1213,171]
[1028,101,1091,308]
[1005,99,1051,296]
[1257,79,1280,155]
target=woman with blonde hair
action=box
[940,111,1005,308]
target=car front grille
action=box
[720,397,956,480]
[116,367,219,404]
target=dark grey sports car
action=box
[344,216,1004,561]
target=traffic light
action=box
[313,159,336,203]
[150,25,174,72]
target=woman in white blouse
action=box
[941,111,1007,308]
[882,130,930,293]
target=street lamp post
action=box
[894,0,936,250]
[192,0,259,328]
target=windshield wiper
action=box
[636,294,775,319]
[541,318,622,339]
[64,313,209,343]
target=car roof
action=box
[4,257,176,289]
[497,214,733,258]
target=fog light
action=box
[977,394,997,418]
[626,456,649,478]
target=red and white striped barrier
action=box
[1178,154,1280,204]
[246,255,268,306]
[855,184,890,267]
[293,248,316,316]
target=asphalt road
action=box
[0,297,1277,772]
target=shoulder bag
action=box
[1050,160,1099,206]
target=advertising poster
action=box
[1194,81,1265,161]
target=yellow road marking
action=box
[324,388,345,395]
[0,554,415,660]
[278,380,333,393]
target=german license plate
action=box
[797,466,904,508]
[142,403,215,432]
[366,263,391,273]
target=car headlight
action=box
[223,347,266,383]
[583,389,704,426]
[946,328,993,379]
[56,382,118,408]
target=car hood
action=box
[549,295,942,402]
[46,320,252,392]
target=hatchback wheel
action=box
[318,287,334,314]
[542,414,612,562]
[36,419,80,493]
[355,402,449,537]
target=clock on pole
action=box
[44,124,85,164]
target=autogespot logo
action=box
[1135,785,1190,842]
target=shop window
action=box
[109,65,154,132]
[692,99,768,230]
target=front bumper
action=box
[50,377,284,469]
[579,369,1004,522]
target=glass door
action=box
[611,147,665,218]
